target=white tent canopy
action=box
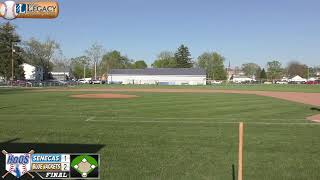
[308,77,317,81]
[289,75,307,82]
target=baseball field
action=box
[0,85,320,179]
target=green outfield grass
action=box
[74,83,320,93]
[0,89,320,179]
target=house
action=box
[51,67,70,81]
[107,68,206,85]
[21,63,43,81]
[281,77,289,82]
[308,77,317,81]
[226,67,245,81]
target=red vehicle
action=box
[305,80,320,84]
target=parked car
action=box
[212,80,223,84]
[276,81,288,84]
[78,78,92,84]
[78,79,87,84]
[305,80,320,85]
[8,80,27,86]
[288,81,305,84]
[90,79,102,84]
[57,80,68,85]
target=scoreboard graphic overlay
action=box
[2,150,100,179]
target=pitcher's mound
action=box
[71,93,138,99]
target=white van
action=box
[78,78,92,84]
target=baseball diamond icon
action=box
[71,155,98,178]
[2,150,34,179]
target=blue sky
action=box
[2,0,320,67]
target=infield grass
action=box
[0,89,320,180]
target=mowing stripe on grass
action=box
[85,116,96,122]
[0,113,308,121]
[85,119,319,125]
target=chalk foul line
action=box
[85,116,96,122]
[85,118,320,125]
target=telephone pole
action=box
[11,42,14,81]
[84,64,86,79]
[94,61,97,80]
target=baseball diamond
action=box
[0,85,320,179]
[1,2,320,179]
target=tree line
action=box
[0,22,319,81]
[240,61,320,82]
[0,22,64,80]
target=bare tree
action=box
[23,38,60,80]
[241,63,261,79]
[85,43,104,79]
[287,61,308,78]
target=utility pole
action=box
[83,64,86,79]
[11,42,14,81]
[63,64,66,81]
[94,61,97,80]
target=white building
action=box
[22,63,43,81]
[281,77,289,82]
[51,67,70,81]
[308,77,317,81]
[108,68,206,85]
[226,67,245,81]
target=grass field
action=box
[75,84,320,93]
[0,88,320,179]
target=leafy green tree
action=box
[266,60,282,82]
[0,22,24,80]
[133,60,147,69]
[23,38,60,80]
[197,52,227,80]
[255,67,262,80]
[241,63,261,78]
[174,45,193,68]
[70,56,91,79]
[152,51,176,68]
[100,51,132,74]
[260,68,267,80]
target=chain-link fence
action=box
[0,80,81,88]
